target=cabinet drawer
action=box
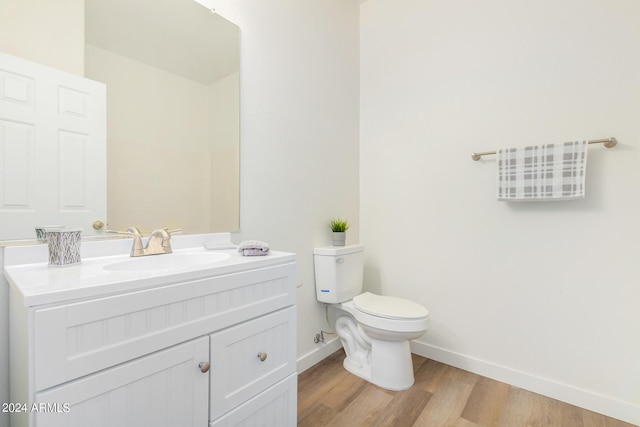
[32,262,296,391]
[209,307,296,420]
[210,373,297,427]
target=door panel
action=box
[0,51,106,239]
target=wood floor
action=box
[298,349,636,427]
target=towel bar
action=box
[471,137,617,161]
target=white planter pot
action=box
[332,232,346,246]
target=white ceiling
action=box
[85,0,239,85]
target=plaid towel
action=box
[497,141,588,201]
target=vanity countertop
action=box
[4,234,295,307]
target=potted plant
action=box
[330,218,349,246]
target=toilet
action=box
[313,244,429,390]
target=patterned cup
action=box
[45,228,82,266]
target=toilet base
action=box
[341,336,415,391]
[332,302,426,391]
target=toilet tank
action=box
[313,244,364,303]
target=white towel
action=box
[237,240,270,256]
[497,141,588,201]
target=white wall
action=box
[0,0,84,76]
[360,0,640,424]
[208,0,360,365]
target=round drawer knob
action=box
[257,352,268,362]
[92,220,105,230]
[199,361,210,373]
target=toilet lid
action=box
[353,292,429,320]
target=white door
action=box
[34,337,210,427]
[0,51,106,240]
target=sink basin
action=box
[103,252,231,272]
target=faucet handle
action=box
[146,228,174,255]
[106,226,142,236]
[106,227,144,257]
[126,226,142,235]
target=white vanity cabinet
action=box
[7,247,297,427]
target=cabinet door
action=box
[34,337,209,427]
[209,307,296,420]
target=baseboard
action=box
[410,341,640,426]
[296,337,342,374]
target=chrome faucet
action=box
[107,227,181,257]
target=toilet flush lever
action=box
[336,258,344,264]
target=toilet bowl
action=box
[335,294,429,390]
[313,245,429,390]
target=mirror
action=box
[86,0,239,235]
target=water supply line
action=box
[314,304,336,344]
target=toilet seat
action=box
[353,292,429,320]
[339,297,429,334]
